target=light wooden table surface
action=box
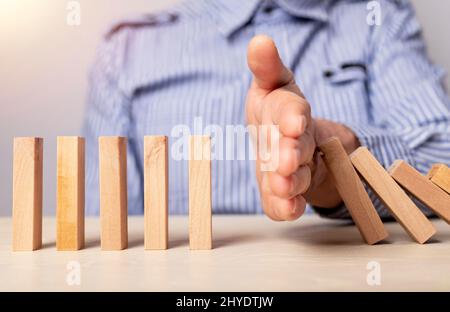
[0,215,449,291]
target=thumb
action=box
[247,35,293,91]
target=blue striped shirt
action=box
[83,0,450,217]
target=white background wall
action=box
[0,0,449,215]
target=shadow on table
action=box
[281,221,393,246]
[168,234,260,249]
[84,238,101,249]
[169,237,188,248]
[41,242,56,249]
[128,237,144,249]
[213,234,260,248]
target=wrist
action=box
[340,124,361,153]
[314,119,360,154]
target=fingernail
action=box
[298,116,307,134]
[290,172,298,195]
[291,205,298,216]
[290,198,299,215]
[295,148,301,163]
[275,206,284,219]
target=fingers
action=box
[269,165,311,199]
[272,91,311,138]
[258,132,316,221]
[247,35,294,91]
[247,35,316,222]
[268,195,306,221]
[261,176,308,221]
[246,34,309,139]
[261,172,306,221]
[260,173,284,221]
[252,88,311,138]
[276,134,315,176]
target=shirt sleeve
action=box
[82,31,143,216]
[315,1,450,219]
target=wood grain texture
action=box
[189,136,212,250]
[427,164,450,195]
[144,136,168,250]
[319,137,388,245]
[350,147,436,244]
[57,137,85,251]
[389,160,450,224]
[2,216,450,292]
[99,137,128,250]
[12,137,43,251]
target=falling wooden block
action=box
[319,137,388,245]
[350,147,436,244]
[144,136,168,250]
[189,136,212,250]
[56,136,85,251]
[12,137,43,251]
[427,164,450,195]
[389,160,450,225]
[99,136,128,250]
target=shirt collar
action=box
[207,0,331,37]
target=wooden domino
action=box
[144,136,168,250]
[99,136,128,250]
[350,147,436,244]
[56,136,85,251]
[427,164,450,195]
[319,137,388,245]
[12,137,43,251]
[389,160,450,225]
[189,136,212,250]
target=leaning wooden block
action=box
[319,137,388,245]
[189,136,212,250]
[99,136,128,250]
[57,136,85,251]
[427,164,450,195]
[144,136,168,250]
[12,137,43,251]
[389,160,450,225]
[350,147,436,244]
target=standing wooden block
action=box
[350,147,436,244]
[57,136,85,251]
[189,136,212,250]
[389,160,450,224]
[319,137,388,245]
[99,137,128,250]
[144,136,168,250]
[427,164,450,194]
[12,137,43,251]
